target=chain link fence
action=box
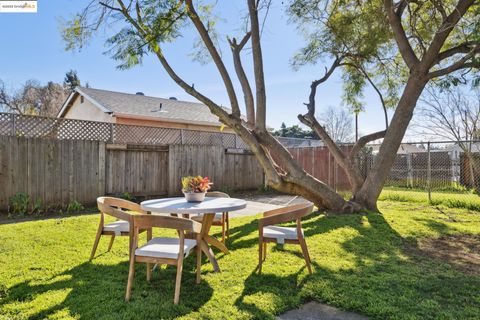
[361,141,480,210]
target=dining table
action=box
[140,196,247,272]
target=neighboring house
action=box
[276,136,324,148]
[440,143,480,184]
[57,87,234,133]
[370,143,426,155]
[443,143,480,161]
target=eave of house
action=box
[112,112,223,128]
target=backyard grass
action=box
[380,187,480,211]
[1,201,480,319]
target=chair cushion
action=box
[103,220,130,235]
[263,226,302,244]
[135,237,197,259]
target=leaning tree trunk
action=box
[352,74,428,210]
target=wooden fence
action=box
[273,146,352,191]
[0,136,264,211]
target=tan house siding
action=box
[63,95,114,123]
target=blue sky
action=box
[0,0,394,136]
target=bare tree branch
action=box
[384,0,420,69]
[394,0,408,17]
[248,0,267,131]
[428,47,480,79]
[436,42,479,63]
[99,1,123,12]
[350,130,387,157]
[185,0,241,117]
[305,57,343,116]
[228,32,255,127]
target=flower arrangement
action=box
[181,176,212,193]
[181,176,212,202]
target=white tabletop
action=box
[141,197,247,215]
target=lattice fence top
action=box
[0,112,245,148]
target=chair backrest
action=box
[132,214,202,234]
[206,191,230,198]
[260,203,314,227]
[97,197,143,221]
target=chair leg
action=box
[125,255,136,301]
[221,214,226,243]
[226,213,230,239]
[146,263,152,282]
[299,238,312,275]
[196,244,202,284]
[174,261,184,304]
[107,235,115,252]
[258,238,263,274]
[263,242,267,261]
[90,231,102,261]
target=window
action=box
[80,96,84,104]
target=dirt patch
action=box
[417,234,480,275]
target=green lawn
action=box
[380,187,480,211]
[1,201,480,319]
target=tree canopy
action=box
[273,123,317,139]
[64,70,81,93]
[0,79,67,117]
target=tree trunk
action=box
[353,74,428,210]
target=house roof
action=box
[370,143,426,154]
[58,87,223,127]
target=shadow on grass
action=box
[233,211,480,319]
[0,258,213,319]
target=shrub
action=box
[31,198,43,214]
[66,200,84,213]
[115,192,135,202]
[8,193,30,216]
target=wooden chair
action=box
[192,191,231,243]
[90,197,149,260]
[258,203,314,274]
[126,214,203,304]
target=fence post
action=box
[334,161,338,192]
[180,129,185,144]
[407,153,413,188]
[109,123,114,143]
[11,113,16,136]
[427,141,432,204]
